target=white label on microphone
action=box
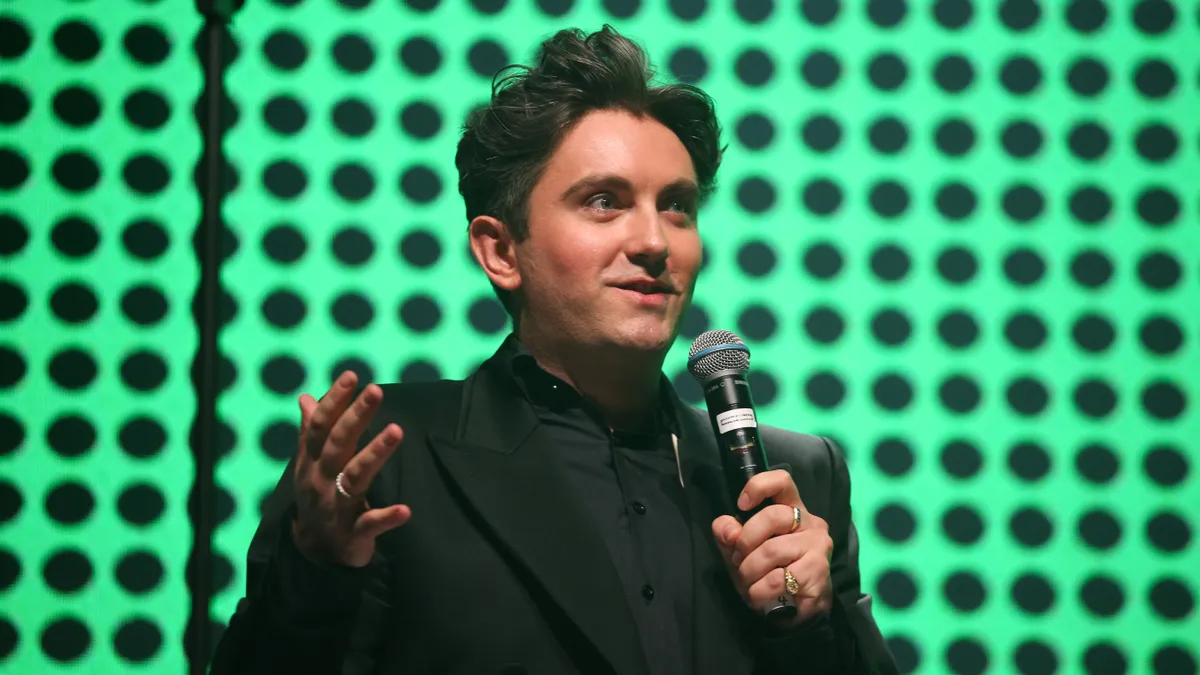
[716,408,757,434]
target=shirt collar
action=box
[497,333,681,437]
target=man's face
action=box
[514,108,703,354]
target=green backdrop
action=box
[1,0,1197,673]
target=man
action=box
[211,25,898,675]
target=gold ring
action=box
[789,506,802,533]
[783,567,801,596]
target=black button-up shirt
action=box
[505,341,694,675]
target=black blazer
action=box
[210,346,898,675]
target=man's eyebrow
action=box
[559,175,699,201]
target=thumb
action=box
[354,504,412,540]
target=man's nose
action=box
[625,206,669,264]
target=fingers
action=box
[736,469,804,512]
[339,423,404,496]
[735,503,827,560]
[733,529,833,584]
[301,371,359,462]
[353,504,412,541]
[317,382,385,478]
[745,558,830,613]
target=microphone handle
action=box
[703,372,798,625]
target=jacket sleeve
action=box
[207,457,396,675]
[819,436,899,675]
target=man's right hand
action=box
[291,371,411,568]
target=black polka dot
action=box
[871,308,911,347]
[669,47,708,83]
[1076,443,1119,484]
[124,23,170,66]
[1014,640,1058,675]
[1142,380,1185,420]
[1144,444,1188,488]
[938,310,979,349]
[1138,251,1181,291]
[871,244,911,283]
[737,305,778,342]
[800,50,842,89]
[801,0,841,26]
[113,618,162,663]
[263,29,308,71]
[944,571,986,612]
[935,118,976,157]
[1139,315,1183,355]
[51,151,101,193]
[468,39,508,78]
[330,292,375,331]
[41,616,91,662]
[1068,57,1110,97]
[1078,508,1123,550]
[679,305,710,341]
[802,114,842,153]
[400,101,441,140]
[873,373,914,411]
[262,160,307,200]
[0,280,27,322]
[877,569,918,609]
[332,98,375,137]
[939,376,981,414]
[120,417,166,459]
[941,439,982,478]
[737,176,776,213]
[1,213,30,257]
[124,88,171,131]
[469,0,508,14]
[0,16,33,59]
[398,294,442,332]
[399,37,441,76]
[868,116,908,154]
[117,484,165,526]
[0,346,25,389]
[1146,511,1190,553]
[1133,0,1176,35]
[1000,56,1042,94]
[260,355,306,395]
[936,52,974,92]
[801,178,844,215]
[936,182,977,221]
[602,0,641,18]
[1066,0,1108,33]
[120,350,168,392]
[869,180,910,218]
[867,52,908,91]
[933,0,974,29]
[946,638,990,675]
[1001,119,1043,158]
[1012,572,1056,614]
[399,359,442,383]
[874,437,914,477]
[875,503,917,542]
[46,414,95,458]
[1072,313,1115,353]
[867,0,907,27]
[1136,186,1180,227]
[53,20,102,63]
[469,297,508,334]
[1149,578,1192,620]
[668,0,706,21]
[936,246,978,285]
[1003,247,1045,286]
[400,229,441,268]
[1010,507,1053,547]
[1009,441,1051,482]
[942,505,985,545]
[52,86,100,128]
[1135,122,1179,162]
[737,241,776,277]
[1007,377,1050,416]
[1002,184,1045,223]
[803,305,845,343]
[1070,249,1114,289]
[45,482,94,525]
[735,112,775,150]
[735,0,774,23]
[999,0,1041,30]
[1083,642,1127,675]
[805,371,845,409]
[1069,185,1112,225]
[0,548,17,591]
[43,549,92,593]
[400,165,441,203]
[1152,645,1197,675]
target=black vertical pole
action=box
[189,1,243,673]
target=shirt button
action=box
[631,501,646,515]
[642,584,655,601]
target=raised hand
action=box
[291,371,411,567]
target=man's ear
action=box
[468,216,521,293]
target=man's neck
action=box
[516,326,666,433]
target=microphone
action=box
[688,329,798,623]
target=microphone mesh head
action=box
[688,330,750,379]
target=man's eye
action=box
[586,194,616,210]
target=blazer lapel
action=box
[427,355,650,675]
[672,397,759,675]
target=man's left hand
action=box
[711,470,834,628]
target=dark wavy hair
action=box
[455,25,724,313]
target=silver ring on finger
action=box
[335,471,354,499]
